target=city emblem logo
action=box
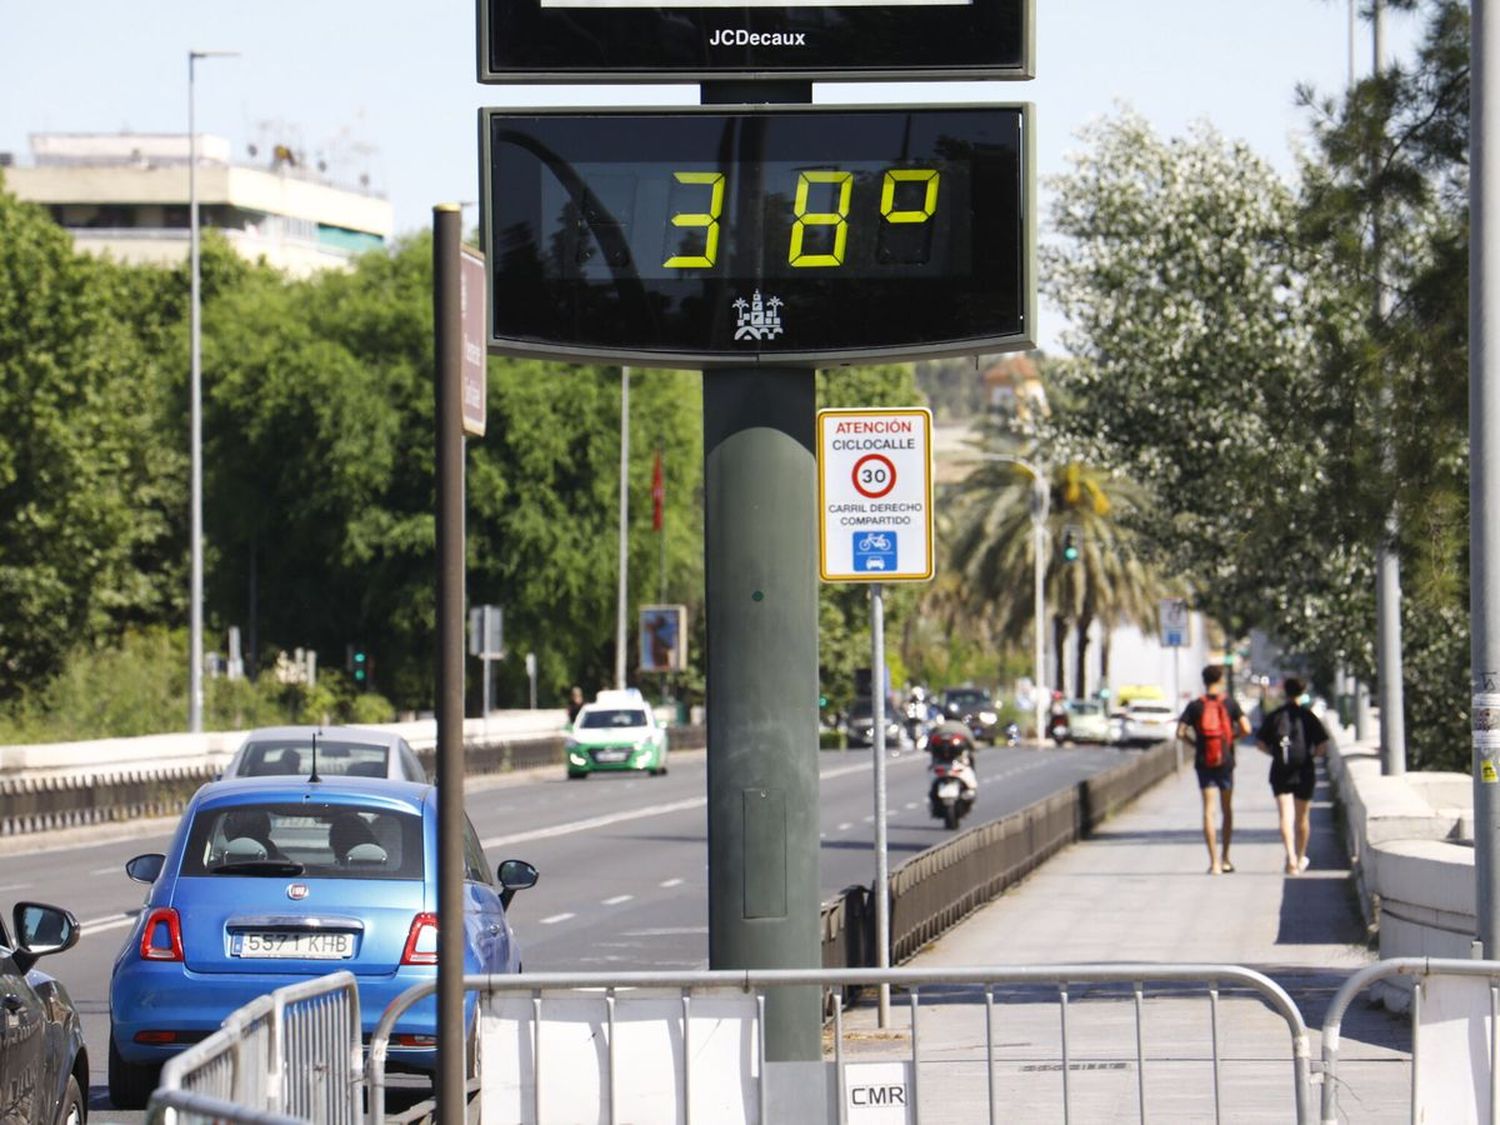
[286,883,310,900]
[733,290,784,341]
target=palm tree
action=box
[947,450,1165,698]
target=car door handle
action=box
[1,995,22,1014]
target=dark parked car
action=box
[1,901,88,1124]
[938,686,1000,744]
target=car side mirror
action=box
[12,902,79,972]
[126,853,166,885]
[497,859,539,909]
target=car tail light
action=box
[139,907,184,962]
[134,1030,179,1044]
[401,913,439,965]
[393,1034,438,1047]
[933,764,948,776]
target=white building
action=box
[3,133,393,277]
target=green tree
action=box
[0,185,187,695]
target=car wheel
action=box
[943,805,959,831]
[567,771,587,780]
[55,1073,84,1125]
[109,1033,159,1111]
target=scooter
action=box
[1003,721,1022,748]
[927,728,978,830]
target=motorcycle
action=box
[1003,721,1022,748]
[926,726,978,830]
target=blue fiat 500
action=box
[107,775,537,1108]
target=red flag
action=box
[651,449,665,532]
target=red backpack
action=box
[1197,695,1232,767]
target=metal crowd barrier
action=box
[366,965,1313,1125]
[145,1089,305,1125]
[1320,956,1500,1125]
[153,970,363,1124]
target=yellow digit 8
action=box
[880,169,940,224]
[663,172,725,268]
[788,170,853,268]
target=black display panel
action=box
[481,105,1033,366]
[479,0,1032,83]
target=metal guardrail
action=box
[366,964,1313,1125]
[153,970,362,1124]
[0,725,707,838]
[817,740,1179,968]
[1319,956,1500,1125]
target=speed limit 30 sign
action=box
[818,407,934,582]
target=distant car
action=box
[1061,699,1113,744]
[938,686,1000,744]
[566,689,669,778]
[107,776,537,1108]
[846,697,905,749]
[0,901,88,1125]
[1117,702,1177,747]
[222,726,427,782]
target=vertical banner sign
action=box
[818,408,933,583]
[639,604,688,673]
[460,248,487,437]
[1158,598,1189,648]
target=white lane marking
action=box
[862,816,874,823]
[622,927,708,937]
[539,913,576,925]
[602,894,633,906]
[81,913,138,935]
[89,865,120,876]
[659,878,684,888]
[904,802,918,810]
[837,823,853,832]
[0,882,31,893]
[482,796,705,848]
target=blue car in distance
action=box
[107,775,538,1109]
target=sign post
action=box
[819,407,933,1027]
[1160,597,1190,719]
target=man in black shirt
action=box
[1177,664,1252,875]
[1255,677,1331,875]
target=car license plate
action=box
[593,749,628,763]
[233,931,354,959]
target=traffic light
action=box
[1062,528,1080,563]
[349,645,368,688]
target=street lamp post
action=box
[971,454,1049,741]
[187,48,237,734]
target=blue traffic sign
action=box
[853,530,898,574]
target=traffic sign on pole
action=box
[1159,598,1189,648]
[818,407,933,582]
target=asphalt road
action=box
[3,738,1128,1119]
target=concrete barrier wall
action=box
[1325,737,1477,1004]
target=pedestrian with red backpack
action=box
[1176,664,1251,875]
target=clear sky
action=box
[1,1,1421,351]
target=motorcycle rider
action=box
[927,720,979,827]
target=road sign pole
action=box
[704,366,821,1064]
[870,582,892,1026]
[432,204,468,1125]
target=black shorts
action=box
[1269,763,1316,801]
[1196,765,1234,791]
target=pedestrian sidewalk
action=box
[841,750,1413,1122]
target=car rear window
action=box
[945,691,989,706]
[1131,705,1174,717]
[579,709,650,729]
[180,803,424,879]
[237,740,390,778]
